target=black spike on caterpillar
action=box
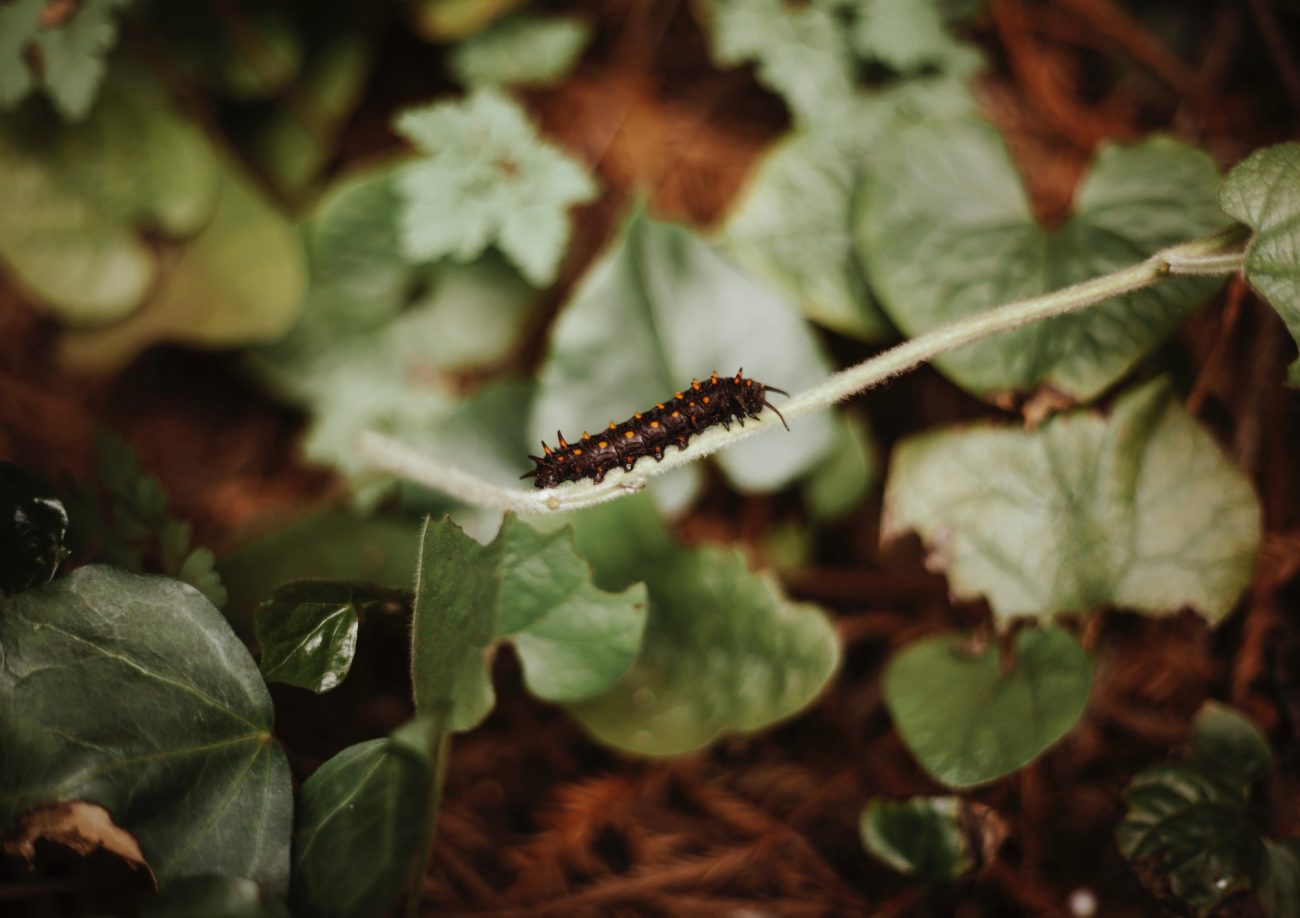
[522,369,789,489]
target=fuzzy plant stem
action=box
[358,226,1251,514]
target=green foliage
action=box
[394,88,598,286]
[1118,703,1300,917]
[292,717,447,918]
[411,515,648,730]
[861,796,973,882]
[0,566,293,890]
[140,875,290,918]
[883,380,1261,627]
[255,581,405,693]
[0,461,68,596]
[883,628,1091,788]
[533,207,848,504]
[408,0,529,41]
[450,13,592,88]
[0,0,132,121]
[554,495,840,756]
[852,0,979,74]
[858,121,1227,401]
[64,430,227,608]
[1219,143,1300,383]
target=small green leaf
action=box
[1219,143,1300,384]
[141,875,290,918]
[291,716,447,918]
[0,461,68,596]
[851,0,980,75]
[394,89,598,286]
[0,566,293,891]
[861,796,973,882]
[883,380,1261,626]
[1191,700,1271,788]
[857,120,1227,401]
[254,581,402,693]
[883,627,1091,788]
[60,163,308,373]
[450,13,592,88]
[534,207,839,499]
[408,0,528,41]
[558,495,840,756]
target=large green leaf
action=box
[0,72,221,324]
[59,164,308,373]
[856,120,1227,401]
[860,796,973,882]
[533,208,839,500]
[0,566,292,891]
[883,380,1260,626]
[883,627,1090,788]
[394,88,598,286]
[291,716,447,918]
[141,875,290,918]
[555,494,840,756]
[449,13,591,88]
[1219,143,1300,384]
[411,515,648,730]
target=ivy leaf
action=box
[857,120,1227,401]
[291,716,447,918]
[860,796,985,882]
[883,627,1091,788]
[0,461,68,596]
[1219,143,1300,384]
[140,875,290,918]
[0,566,293,891]
[533,207,839,503]
[254,581,404,694]
[411,515,648,730]
[394,89,598,286]
[851,0,980,75]
[555,494,840,756]
[883,380,1261,627]
[1117,703,1293,916]
[450,13,592,88]
[0,71,221,324]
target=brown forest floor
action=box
[4,0,1300,915]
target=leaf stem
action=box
[358,225,1252,514]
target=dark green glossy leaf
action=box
[1219,143,1300,384]
[254,581,404,693]
[0,566,292,891]
[861,796,972,882]
[0,461,68,596]
[1191,701,1271,788]
[291,716,447,918]
[883,627,1091,788]
[141,875,290,918]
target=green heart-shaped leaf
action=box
[883,627,1090,788]
[883,380,1260,626]
[1219,143,1300,384]
[857,120,1227,401]
[0,566,293,891]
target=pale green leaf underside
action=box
[883,627,1090,788]
[883,379,1260,626]
[449,13,591,88]
[1219,143,1300,384]
[857,120,1227,401]
[0,566,292,891]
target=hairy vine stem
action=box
[358,225,1251,514]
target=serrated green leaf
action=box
[851,0,980,75]
[556,494,840,756]
[857,120,1227,401]
[0,566,292,891]
[0,461,68,596]
[883,627,1091,788]
[411,515,648,730]
[533,207,838,501]
[883,380,1260,626]
[291,716,446,918]
[253,581,403,693]
[450,13,591,88]
[1219,143,1300,384]
[861,796,973,882]
[394,89,597,286]
[60,163,307,373]
[721,131,890,341]
[141,875,290,918]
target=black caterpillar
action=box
[523,369,789,489]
